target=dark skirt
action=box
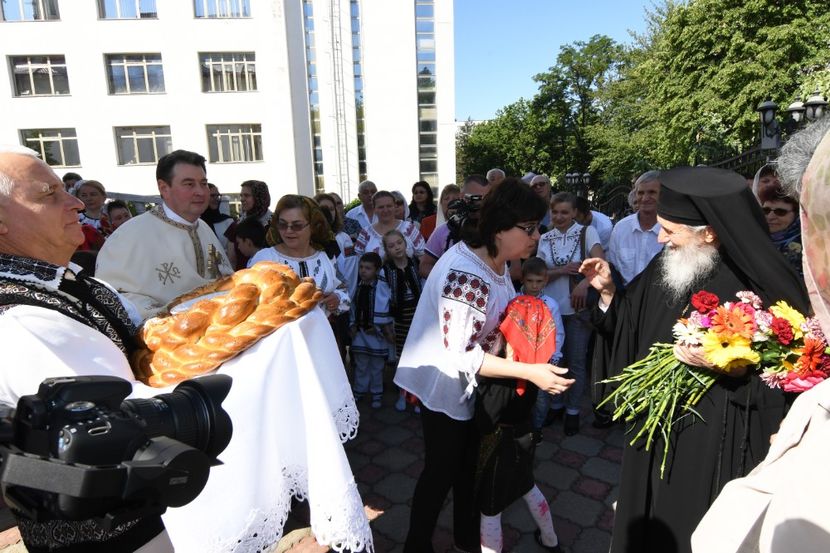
[394,300,417,358]
[474,378,538,516]
[475,424,536,516]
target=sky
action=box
[454,0,655,121]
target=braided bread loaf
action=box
[131,261,324,387]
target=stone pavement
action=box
[339,390,625,553]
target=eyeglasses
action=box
[762,207,793,217]
[209,193,220,199]
[514,223,539,236]
[276,221,310,232]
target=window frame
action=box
[193,0,250,19]
[19,128,80,167]
[105,53,165,95]
[114,125,173,166]
[1,0,59,22]
[206,123,263,163]
[9,55,70,97]
[199,52,257,93]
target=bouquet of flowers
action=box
[600,289,830,477]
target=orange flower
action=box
[797,337,827,375]
[710,305,755,339]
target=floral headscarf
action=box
[800,130,830,336]
[240,180,272,224]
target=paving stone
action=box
[598,507,615,532]
[502,500,537,532]
[354,463,387,485]
[400,415,422,432]
[373,472,417,503]
[354,439,385,457]
[374,407,408,426]
[599,445,624,463]
[403,458,424,479]
[582,456,621,484]
[553,490,604,527]
[401,436,424,452]
[572,527,612,553]
[573,476,611,501]
[605,485,620,508]
[373,447,418,472]
[560,434,604,456]
[552,516,580,547]
[535,463,579,491]
[358,417,384,435]
[371,503,410,542]
[549,448,588,470]
[374,424,413,447]
[345,451,369,471]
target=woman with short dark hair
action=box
[394,178,573,553]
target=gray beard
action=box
[658,242,721,304]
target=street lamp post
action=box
[757,98,781,151]
[804,89,828,122]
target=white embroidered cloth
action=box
[161,308,372,552]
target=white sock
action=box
[523,485,558,547]
[480,512,502,553]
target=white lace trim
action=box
[333,385,360,442]
[213,465,373,553]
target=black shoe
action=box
[592,408,614,429]
[543,407,565,427]
[534,529,564,552]
[564,413,580,436]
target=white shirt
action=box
[538,223,601,316]
[590,210,614,253]
[354,220,425,261]
[344,204,377,231]
[608,212,663,285]
[394,242,515,421]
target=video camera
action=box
[446,193,483,242]
[0,374,232,528]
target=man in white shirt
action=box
[574,196,613,253]
[607,171,664,285]
[343,179,378,233]
[97,150,233,320]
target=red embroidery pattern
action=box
[442,270,489,314]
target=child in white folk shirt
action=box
[350,252,395,409]
[521,257,566,444]
[381,229,424,413]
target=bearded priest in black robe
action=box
[580,167,810,553]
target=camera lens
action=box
[121,375,233,459]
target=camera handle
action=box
[0,444,170,529]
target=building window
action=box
[199,52,256,93]
[415,0,437,186]
[10,55,69,96]
[20,128,79,167]
[206,124,262,163]
[1,0,59,21]
[105,54,165,94]
[194,0,249,18]
[115,126,172,165]
[98,0,157,19]
[303,0,324,192]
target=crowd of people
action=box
[0,111,824,553]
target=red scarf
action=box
[499,295,558,395]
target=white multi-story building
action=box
[0,0,455,200]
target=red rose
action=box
[691,291,720,313]
[770,317,794,345]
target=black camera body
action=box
[0,374,232,525]
[446,194,483,241]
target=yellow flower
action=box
[700,330,761,373]
[770,301,806,339]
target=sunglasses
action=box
[762,207,793,217]
[514,223,540,236]
[277,221,310,232]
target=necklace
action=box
[548,228,579,266]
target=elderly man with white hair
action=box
[344,179,378,235]
[582,166,809,553]
[0,145,175,552]
[486,167,505,186]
